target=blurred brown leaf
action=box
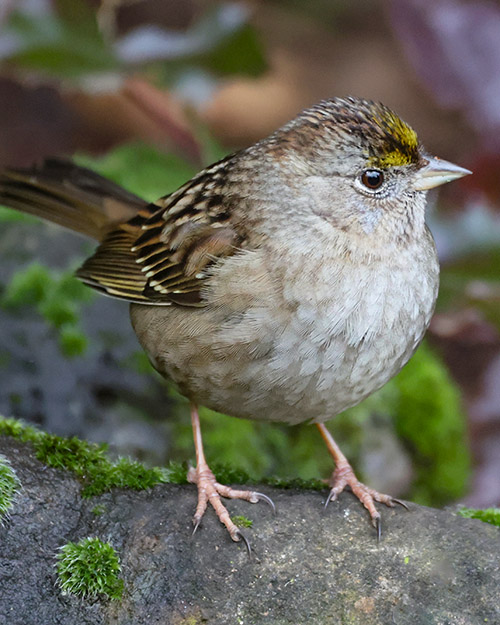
[122,77,202,164]
[67,79,201,163]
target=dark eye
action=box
[361,169,384,190]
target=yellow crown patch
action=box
[369,110,419,168]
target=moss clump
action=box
[56,537,123,600]
[265,475,325,491]
[458,507,500,527]
[0,416,171,496]
[91,504,106,516]
[231,515,253,528]
[0,454,21,521]
[161,460,189,485]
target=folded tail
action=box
[0,158,147,241]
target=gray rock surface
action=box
[0,435,499,625]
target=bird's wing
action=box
[76,155,245,307]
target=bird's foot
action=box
[187,462,274,551]
[325,462,408,540]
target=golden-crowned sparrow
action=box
[0,97,470,546]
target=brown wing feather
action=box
[76,155,244,307]
[0,158,146,240]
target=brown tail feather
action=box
[0,158,147,241]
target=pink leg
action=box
[187,403,274,549]
[316,423,407,538]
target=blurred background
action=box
[0,0,499,510]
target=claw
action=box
[235,530,252,556]
[192,518,201,537]
[324,490,336,510]
[393,498,409,511]
[255,492,276,515]
[374,516,382,543]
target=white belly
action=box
[223,250,437,424]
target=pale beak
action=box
[413,156,472,191]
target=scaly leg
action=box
[316,423,407,539]
[187,403,274,550]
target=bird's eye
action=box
[361,169,384,190]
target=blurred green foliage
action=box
[0,207,35,223]
[0,263,92,357]
[75,143,200,200]
[393,342,470,505]
[5,0,117,79]
[1,0,266,83]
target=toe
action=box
[188,462,273,547]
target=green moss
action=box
[0,416,328,498]
[231,515,253,528]
[0,416,170,496]
[161,461,189,485]
[0,454,21,521]
[392,342,470,505]
[265,475,325,491]
[91,504,106,516]
[56,537,123,600]
[458,507,500,527]
[0,416,40,441]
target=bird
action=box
[0,96,470,547]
